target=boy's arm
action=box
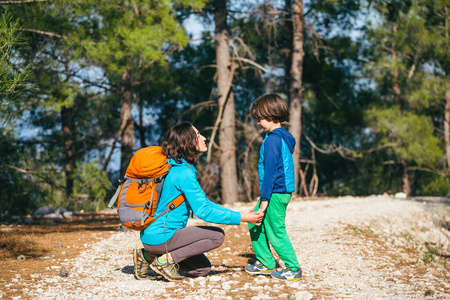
[260,135,281,201]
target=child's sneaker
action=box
[245,260,275,275]
[271,267,302,281]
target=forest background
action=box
[0,0,449,219]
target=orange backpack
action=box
[108,146,185,231]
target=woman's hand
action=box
[241,209,263,226]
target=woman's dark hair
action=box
[251,93,289,123]
[161,122,200,164]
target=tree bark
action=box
[392,25,402,109]
[288,0,304,194]
[445,89,450,172]
[214,0,238,204]
[61,106,74,198]
[401,159,411,197]
[138,98,146,148]
[119,71,134,177]
[391,25,411,195]
[61,62,74,198]
[283,0,292,95]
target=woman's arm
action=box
[175,166,263,225]
[175,166,241,224]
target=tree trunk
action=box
[392,25,402,109]
[445,89,450,172]
[288,0,304,194]
[138,98,146,148]
[214,0,238,204]
[390,24,411,193]
[401,159,411,197]
[61,106,74,198]
[119,71,134,177]
[283,0,292,95]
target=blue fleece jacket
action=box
[258,127,296,201]
[140,158,241,246]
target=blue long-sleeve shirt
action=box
[140,158,241,245]
[258,128,296,201]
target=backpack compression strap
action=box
[107,176,165,209]
[128,194,186,227]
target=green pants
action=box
[248,193,300,270]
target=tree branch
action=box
[18,28,61,38]
[406,52,419,82]
[227,10,285,15]
[179,100,216,117]
[102,117,132,172]
[69,72,113,90]
[5,164,67,190]
[206,61,238,163]
[0,0,48,3]
[303,133,342,154]
[407,166,448,177]
[233,57,268,73]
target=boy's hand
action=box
[257,201,269,215]
[241,209,263,225]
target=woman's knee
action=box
[199,226,225,247]
[211,228,225,246]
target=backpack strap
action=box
[149,164,191,216]
[107,176,127,208]
[151,194,186,222]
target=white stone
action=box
[394,192,407,199]
[222,283,231,290]
[208,275,222,282]
[295,291,314,300]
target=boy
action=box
[245,93,302,281]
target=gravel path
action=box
[18,196,450,299]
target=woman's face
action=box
[193,126,208,153]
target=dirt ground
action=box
[1,196,449,299]
[0,213,120,299]
[0,208,322,299]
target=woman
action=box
[133,122,262,282]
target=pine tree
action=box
[365,0,446,196]
[0,15,33,111]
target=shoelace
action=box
[166,261,182,276]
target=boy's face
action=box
[257,118,274,132]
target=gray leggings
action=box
[143,226,225,277]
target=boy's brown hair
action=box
[251,93,289,123]
[161,121,200,164]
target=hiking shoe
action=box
[245,260,275,275]
[133,248,154,280]
[271,267,302,281]
[150,258,186,282]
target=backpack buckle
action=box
[138,179,150,193]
